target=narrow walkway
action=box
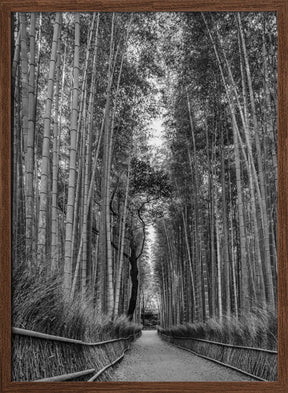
[112,330,254,382]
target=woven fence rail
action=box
[34,349,130,382]
[12,327,141,381]
[12,327,136,345]
[158,330,277,381]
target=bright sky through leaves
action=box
[148,118,165,148]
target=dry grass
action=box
[158,309,277,381]
[161,307,277,350]
[12,262,142,381]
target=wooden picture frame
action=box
[0,0,287,392]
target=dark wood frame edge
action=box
[1,1,287,392]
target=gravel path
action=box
[112,330,254,382]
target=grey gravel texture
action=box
[112,330,255,382]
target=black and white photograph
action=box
[11,11,277,382]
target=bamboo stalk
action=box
[88,349,129,382]
[35,368,96,382]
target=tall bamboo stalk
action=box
[38,13,62,266]
[63,13,80,295]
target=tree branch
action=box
[111,240,129,259]
[110,173,123,216]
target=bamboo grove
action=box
[154,12,277,327]
[12,12,277,330]
[13,12,167,321]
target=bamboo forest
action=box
[12,11,277,382]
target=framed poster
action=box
[0,0,288,392]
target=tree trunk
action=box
[99,13,116,315]
[38,13,62,266]
[19,13,29,154]
[215,207,223,322]
[127,243,139,321]
[232,119,249,313]
[113,157,131,318]
[51,49,61,273]
[25,13,36,264]
[237,13,275,310]
[63,13,80,295]
[220,125,231,317]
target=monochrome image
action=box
[11,11,277,382]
